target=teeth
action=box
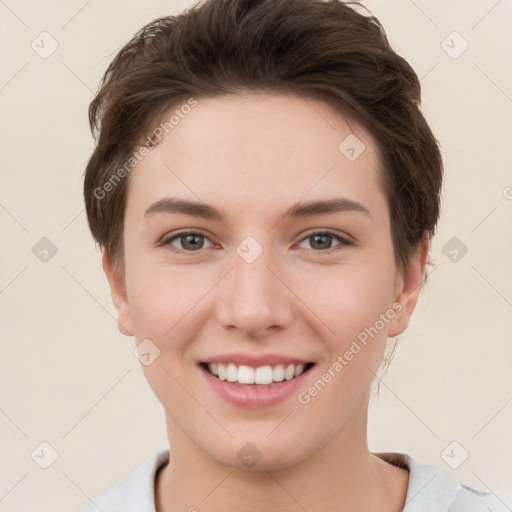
[255,366,273,385]
[226,363,238,382]
[217,363,227,381]
[273,364,285,382]
[238,365,255,384]
[284,364,295,381]
[206,362,311,384]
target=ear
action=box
[387,233,429,338]
[102,250,134,336]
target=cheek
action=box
[300,260,395,340]
[125,257,198,340]
[126,264,204,400]
[295,266,394,406]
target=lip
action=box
[199,362,315,409]
[199,352,313,368]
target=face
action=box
[104,93,427,470]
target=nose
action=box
[215,247,294,339]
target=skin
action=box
[103,93,428,512]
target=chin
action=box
[207,438,311,473]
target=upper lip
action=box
[200,353,314,368]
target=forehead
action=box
[126,93,386,218]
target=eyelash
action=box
[158,229,353,255]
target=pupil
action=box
[183,234,202,250]
[312,234,331,250]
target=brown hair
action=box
[84,0,443,280]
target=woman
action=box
[82,0,505,510]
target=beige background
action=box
[1,0,511,510]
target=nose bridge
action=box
[215,236,293,336]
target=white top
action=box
[82,449,511,512]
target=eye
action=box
[158,229,352,254]
[297,230,352,252]
[159,231,214,253]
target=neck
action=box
[156,393,409,512]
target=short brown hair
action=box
[84,0,443,279]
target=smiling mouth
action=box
[199,361,315,387]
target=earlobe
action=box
[387,234,429,338]
[101,250,134,337]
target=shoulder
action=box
[451,485,512,512]
[375,452,512,512]
[82,448,170,512]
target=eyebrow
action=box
[144,196,371,221]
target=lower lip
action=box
[199,365,313,409]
